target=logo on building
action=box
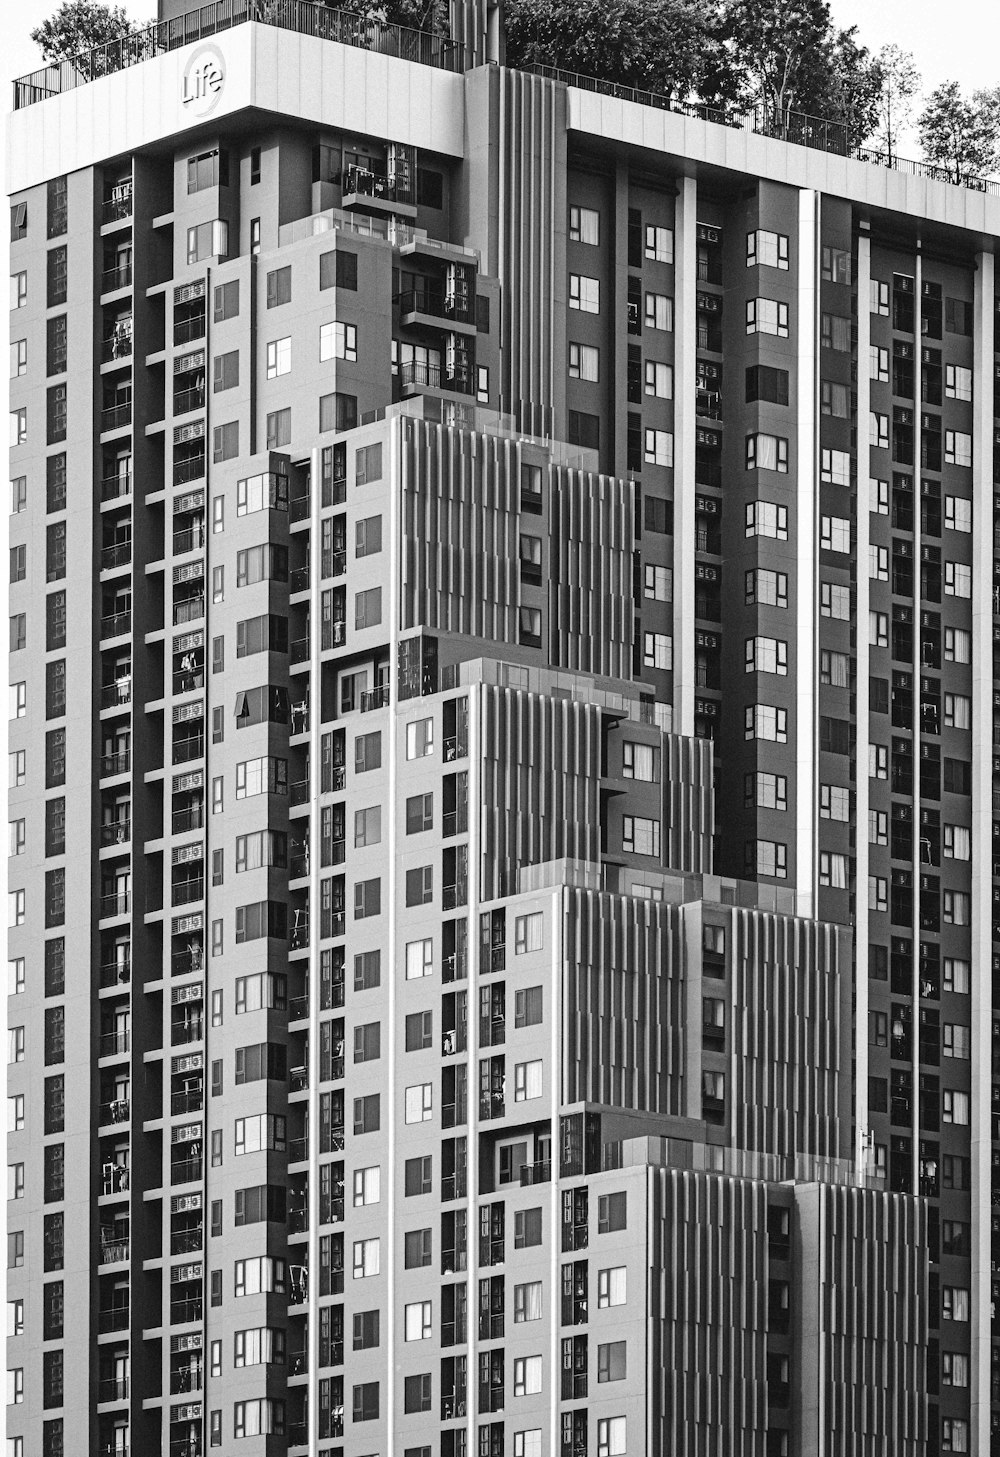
[181,45,226,117]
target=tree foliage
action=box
[918,81,1000,183]
[31,0,138,64]
[871,44,920,162]
[504,0,728,103]
[352,0,450,34]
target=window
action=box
[943,891,971,925]
[745,771,787,811]
[746,297,789,337]
[598,1341,627,1383]
[869,611,888,647]
[944,495,972,532]
[319,320,358,362]
[754,839,788,878]
[513,1356,543,1397]
[871,278,890,315]
[942,429,971,466]
[405,938,433,980]
[745,363,789,405]
[820,650,849,686]
[870,477,889,514]
[745,568,788,608]
[567,411,599,450]
[265,266,290,309]
[568,206,599,244]
[355,731,382,773]
[943,1023,971,1058]
[943,823,971,860]
[405,866,432,907]
[353,1094,380,1134]
[642,632,672,670]
[745,636,788,675]
[514,1207,543,1248]
[406,717,434,759]
[745,433,788,472]
[404,1229,432,1268]
[621,815,660,856]
[870,412,889,449]
[942,1287,969,1322]
[745,704,788,744]
[10,201,27,241]
[821,245,851,283]
[597,1417,627,1457]
[870,345,889,382]
[943,1090,970,1125]
[514,1060,543,1101]
[869,876,888,911]
[405,1083,433,1123]
[747,229,788,269]
[644,360,672,398]
[11,271,27,309]
[820,784,850,821]
[622,742,658,781]
[265,337,290,378]
[819,852,848,889]
[644,292,672,330]
[353,1237,381,1278]
[821,312,852,351]
[514,987,543,1029]
[943,958,970,994]
[870,545,889,582]
[820,582,851,620]
[354,877,381,919]
[265,409,290,448]
[404,1155,432,1194]
[514,1433,542,1457]
[186,219,228,263]
[404,1301,432,1341]
[644,428,673,467]
[568,342,599,381]
[10,339,26,378]
[869,744,888,780]
[943,1353,970,1388]
[598,1191,626,1232]
[568,274,599,312]
[869,810,888,846]
[10,408,27,446]
[821,514,851,551]
[944,561,971,598]
[644,224,673,262]
[405,793,433,834]
[944,627,971,663]
[187,148,228,192]
[403,1374,431,1414]
[214,280,239,321]
[355,586,382,629]
[945,363,972,400]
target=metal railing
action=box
[99,957,130,988]
[172,596,204,626]
[173,456,205,486]
[102,327,133,363]
[101,263,133,293]
[100,819,131,847]
[98,1099,130,1124]
[173,386,206,416]
[343,162,414,205]
[100,750,130,777]
[396,287,474,324]
[101,186,133,224]
[97,1376,129,1403]
[101,403,132,432]
[100,890,129,917]
[98,1306,129,1333]
[173,315,206,348]
[400,360,473,394]
[173,526,205,555]
[101,471,132,501]
[99,1029,130,1056]
[360,684,390,712]
[529,64,1000,196]
[170,1227,203,1255]
[100,609,131,639]
[172,805,204,834]
[14,0,466,109]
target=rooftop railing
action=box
[530,64,1000,197]
[13,0,465,109]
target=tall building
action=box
[6,1,998,1454]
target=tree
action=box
[918,80,1000,184]
[350,0,450,35]
[871,44,920,162]
[31,1,139,65]
[504,0,727,103]
[722,0,836,116]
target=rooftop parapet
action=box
[604,1134,886,1192]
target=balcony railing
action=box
[99,1238,130,1265]
[400,360,473,394]
[173,386,205,416]
[101,540,132,571]
[97,1306,129,1334]
[360,684,390,712]
[172,736,204,765]
[323,548,347,578]
[100,750,131,777]
[396,287,474,324]
[99,1029,130,1057]
[520,1159,552,1186]
[101,402,132,431]
[172,878,204,907]
[442,878,468,911]
[443,733,468,762]
[14,1,467,110]
[170,1227,203,1256]
[99,958,130,988]
[173,526,205,556]
[100,609,131,640]
[290,565,310,593]
[101,1166,130,1195]
[173,316,206,347]
[102,327,133,363]
[171,1158,203,1186]
[172,455,205,486]
[173,596,204,626]
[100,185,132,222]
[100,819,131,848]
[170,1365,203,1395]
[100,890,129,917]
[97,1376,129,1403]
[343,162,414,205]
[101,470,132,502]
[101,263,133,293]
[169,1298,203,1325]
[443,808,469,837]
[172,805,204,834]
[171,1088,203,1116]
[98,1099,130,1125]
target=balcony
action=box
[169,1297,203,1326]
[170,1227,203,1257]
[172,802,205,835]
[172,596,204,627]
[98,1306,129,1334]
[322,619,347,650]
[444,733,468,762]
[102,185,132,224]
[400,360,473,395]
[100,890,129,918]
[173,454,205,487]
[172,735,204,766]
[100,609,131,641]
[173,315,206,348]
[172,877,204,908]
[99,1238,130,1266]
[100,750,130,777]
[290,565,310,593]
[99,1029,130,1057]
[101,470,132,502]
[397,286,474,326]
[101,402,132,432]
[100,1165,130,1195]
[291,635,310,665]
[102,325,133,363]
[443,807,469,837]
[173,525,205,556]
[520,1160,552,1187]
[101,540,132,571]
[97,1376,129,1403]
[173,385,205,417]
[360,684,390,712]
[695,387,722,420]
[343,162,414,208]
[323,548,347,578]
[98,1099,130,1125]
[101,263,133,293]
[442,878,468,911]
[170,1158,202,1186]
[100,819,131,848]
[170,1364,203,1396]
[99,958,130,989]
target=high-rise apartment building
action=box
[6,1,998,1454]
